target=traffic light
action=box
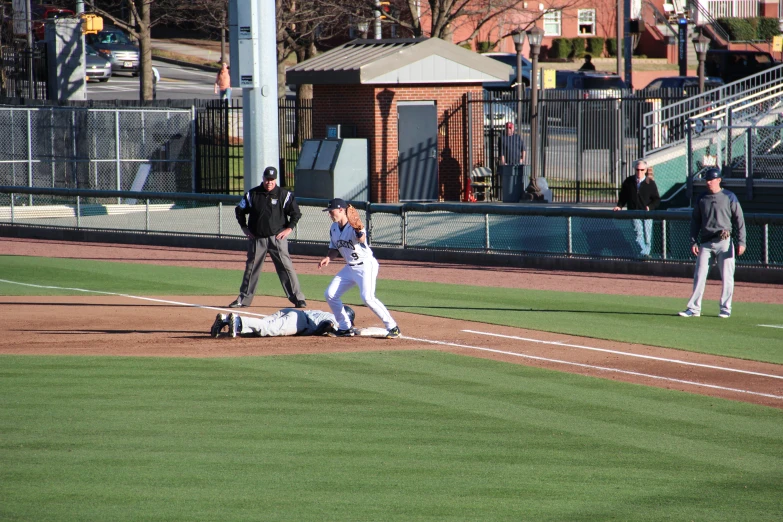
[379,1,391,20]
[81,14,103,35]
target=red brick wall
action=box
[313,83,484,203]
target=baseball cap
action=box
[263,166,278,180]
[505,122,514,128]
[323,198,348,211]
[703,167,722,181]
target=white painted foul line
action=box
[462,329,783,381]
[759,324,783,329]
[0,279,270,318]
[2,278,780,400]
[405,335,783,401]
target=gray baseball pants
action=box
[238,236,305,305]
[685,238,735,315]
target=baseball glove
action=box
[346,204,364,232]
[720,229,731,241]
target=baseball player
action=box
[211,306,354,338]
[317,198,400,338]
[679,167,746,318]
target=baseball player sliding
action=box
[318,198,401,338]
[210,306,354,338]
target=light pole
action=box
[526,25,544,198]
[692,32,710,94]
[512,30,525,136]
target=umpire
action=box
[229,166,306,309]
[679,167,746,319]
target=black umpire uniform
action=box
[230,166,306,308]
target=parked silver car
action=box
[85,45,112,82]
[85,27,139,76]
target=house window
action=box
[543,10,561,36]
[578,9,596,36]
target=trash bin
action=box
[501,165,528,203]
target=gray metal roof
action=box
[286,38,510,85]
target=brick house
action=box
[413,0,781,61]
[286,38,509,203]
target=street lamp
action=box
[526,25,544,198]
[512,29,525,136]
[692,32,710,94]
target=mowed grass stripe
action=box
[1,255,783,363]
[1,354,782,521]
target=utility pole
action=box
[229,0,280,189]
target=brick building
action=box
[287,38,509,203]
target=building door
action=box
[398,102,438,201]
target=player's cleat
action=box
[211,313,228,338]
[334,327,358,337]
[295,300,307,309]
[678,309,700,317]
[718,312,731,318]
[385,326,401,338]
[228,298,245,308]
[228,313,240,338]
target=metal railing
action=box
[691,1,731,44]
[642,62,783,154]
[0,105,196,194]
[0,44,48,100]
[705,0,758,19]
[470,88,694,204]
[2,186,781,268]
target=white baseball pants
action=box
[685,238,736,315]
[324,257,397,330]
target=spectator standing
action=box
[214,62,231,103]
[679,168,746,318]
[229,166,307,309]
[579,55,596,71]
[497,121,526,167]
[614,159,661,258]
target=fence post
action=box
[662,219,667,260]
[145,199,150,232]
[76,195,80,228]
[115,109,121,202]
[192,106,197,193]
[218,201,223,237]
[401,208,407,249]
[366,203,372,244]
[567,216,572,255]
[745,127,753,201]
[484,213,490,251]
[10,193,14,224]
[686,122,693,202]
[762,223,768,266]
[27,110,33,205]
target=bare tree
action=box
[187,0,229,63]
[85,0,193,100]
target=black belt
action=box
[349,262,363,266]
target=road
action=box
[87,60,219,101]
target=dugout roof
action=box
[286,38,510,85]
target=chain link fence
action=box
[2,187,781,269]
[0,105,195,193]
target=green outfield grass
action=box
[1,353,781,521]
[1,255,781,363]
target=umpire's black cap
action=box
[263,166,278,180]
[323,198,348,211]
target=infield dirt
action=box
[2,238,781,408]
